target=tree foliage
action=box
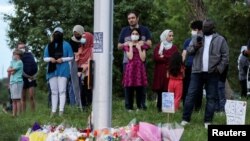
[4,0,250,93]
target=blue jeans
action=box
[182,72,218,123]
[215,81,226,112]
[69,81,76,106]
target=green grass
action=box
[0,87,250,141]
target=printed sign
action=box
[93,32,103,53]
[225,100,247,125]
[162,92,175,113]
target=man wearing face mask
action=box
[44,27,74,117]
[182,20,204,111]
[181,19,229,128]
[118,10,152,110]
[67,25,85,107]
[17,41,38,112]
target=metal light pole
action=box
[92,0,113,129]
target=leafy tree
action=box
[4,0,250,94]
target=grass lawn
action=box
[0,87,249,141]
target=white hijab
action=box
[158,29,173,55]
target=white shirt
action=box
[202,35,213,72]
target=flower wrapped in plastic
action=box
[161,122,184,141]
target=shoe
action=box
[59,111,63,117]
[127,109,133,112]
[181,120,189,126]
[204,122,211,129]
[50,112,56,118]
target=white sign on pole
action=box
[225,100,247,125]
[93,32,103,53]
[162,92,175,113]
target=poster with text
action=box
[162,92,175,113]
[225,100,247,125]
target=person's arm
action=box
[57,42,74,63]
[137,43,146,62]
[144,26,152,48]
[126,42,133,60]
[43,45,56,63]
[216,39,229,74]
[153,44,166,62]
[117,28,126,50]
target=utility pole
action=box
[92,0,113,129]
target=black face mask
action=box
[203,20,215,36]
[75,36,82,40]
[203,31,213,36]
[53,32,63,43]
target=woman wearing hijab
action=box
[44,27,74,117]
[152,29,178,112]
[75,32,94,108]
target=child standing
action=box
[7,49,23,117]
[122,28,148,111]
[167,52,185,111]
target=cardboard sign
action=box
[162,92,175,113]
[225,100,247,125]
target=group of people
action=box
[6,10,236,128]
[7,42,37,117]
[118,10,230,129]
[43,25,93,117]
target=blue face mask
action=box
[80,38,86,44]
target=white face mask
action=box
[12,55,16,60]
[80,38,86,44]
[191,30,198,36]
[131,35,139,41]
[20,48,25,53]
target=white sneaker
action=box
[181,120,189,126]
[204,122,211,129]
[59,111,63,117]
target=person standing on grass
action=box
[152,29,178,112]
[17,42,38,112]
[167,52,185,111]
[118,10,152,110]
[68,25,84,106]
[7,49,23,117]
[238,45,249,98]
[181,19,229,128]
[182,20,204,111]
[122,28,148,111]
[75,32,94,108]
[44,27,74,117]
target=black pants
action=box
[81,76,92,107]
[125,86,144,110]
[183,66,203,111]
[240,80,247,97]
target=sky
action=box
[0,0,14,79]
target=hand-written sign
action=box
[225,100,247,125]
[162,92,175,113]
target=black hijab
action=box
[48,32,63,73]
